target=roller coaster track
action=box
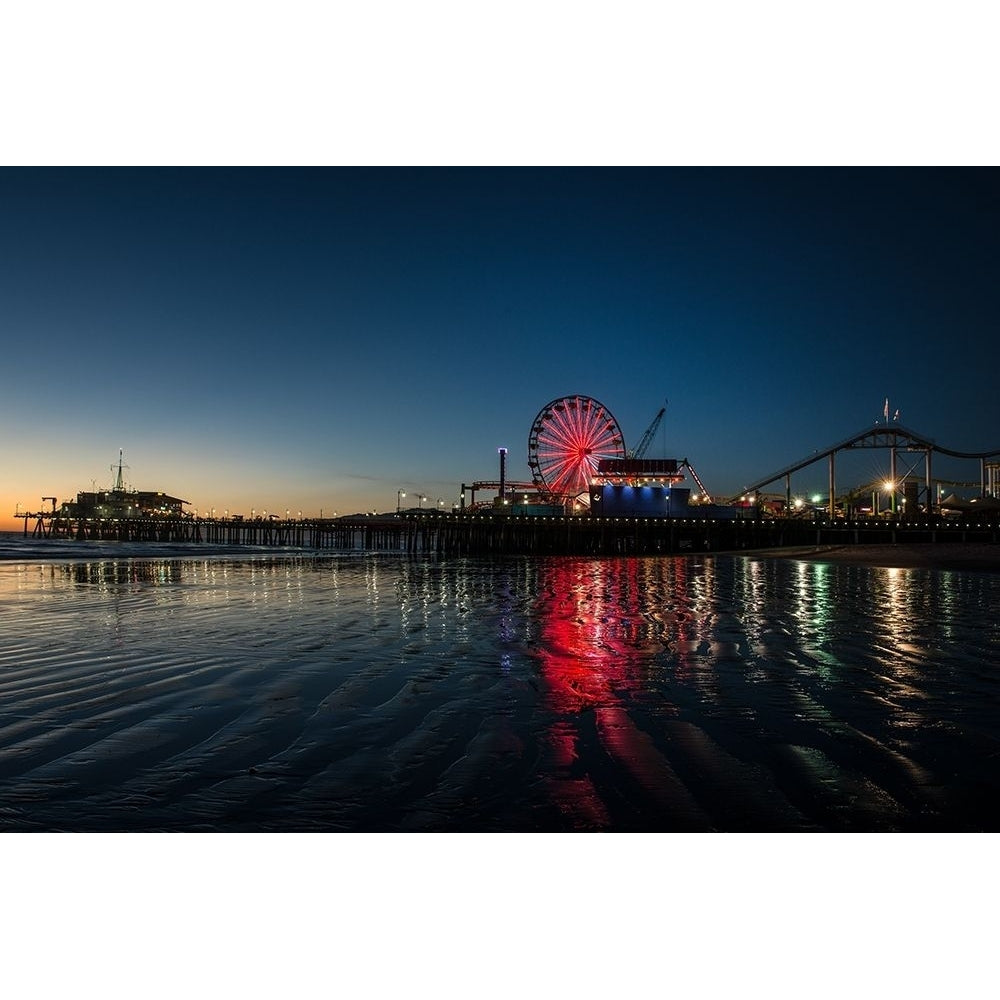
[730,424,1000,518]
[740,424,1000,498]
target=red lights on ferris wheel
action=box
[527,394,626,505]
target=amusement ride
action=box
[465,394,709,513]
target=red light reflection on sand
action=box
[534,558,698,828]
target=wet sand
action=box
[2,553,1000,831]
[748,542,1000,572]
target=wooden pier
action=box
[14,510,1000,557]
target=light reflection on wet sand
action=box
[1,553,999,831]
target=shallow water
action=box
[1,545,999,831]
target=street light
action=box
[883,479,897,516]
[397,490,406,512]
[418,494,426,509]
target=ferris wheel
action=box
[527,395,626,505]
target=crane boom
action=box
[629,404,666,459]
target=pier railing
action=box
[13,511,1000,557]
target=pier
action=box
[13,418,1000,560]
[14,509,1000,557]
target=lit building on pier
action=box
[59,489,189,520]
[56,450,189,520]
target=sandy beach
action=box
[747,542,1000,572]
[2,550,1000,831]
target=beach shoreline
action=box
[739,542,1000,572]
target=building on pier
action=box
[590,484,740,520]
[55,450,190,520]
[59,489,189,519]
[588,457,739,520]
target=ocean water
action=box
[1,533,999,831]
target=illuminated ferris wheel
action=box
[527,395,626,506]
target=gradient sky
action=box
[2,167,998,529]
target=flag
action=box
[894,409,900,421]
[884,397,889,421]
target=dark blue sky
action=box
[3,167,998,521]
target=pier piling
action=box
[12,511,1000,557]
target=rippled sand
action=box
[745,542,1000,572]
[2,553,999,831]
